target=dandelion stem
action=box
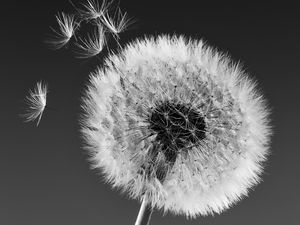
[135,195,153,225]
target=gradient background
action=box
[1,1,299,225]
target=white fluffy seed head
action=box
[22,81,48,126]
[80,35,272,218]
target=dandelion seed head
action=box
[80,35,272,217]
[22,81,48,126]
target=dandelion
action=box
[74,24,107,58]
[80,35,272,223]
[47,12,78,49]
[100,8,134,38]
[82,34,271,225]
[22,81,48,126]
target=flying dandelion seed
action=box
[100,8,134,38]
[47,12,78,49]
[74,24,107,58]
[22,81,48,126]
[80,35,271,222]
[75,0,112,21]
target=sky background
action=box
[1,1,299,225]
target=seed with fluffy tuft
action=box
[80,35,272,218]
[47,12,78,49]
[22,81,48,126]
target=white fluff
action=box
[23,81,48,126]
[76,0,112,21]
[100,8,134,38]
[75,24,106,58]
[80,35,272,218]
[49,0,134,57]
[48,12,78,49]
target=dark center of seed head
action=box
[148,101,206,168]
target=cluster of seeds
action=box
[47,0,133,57]
[80,35,272,217]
